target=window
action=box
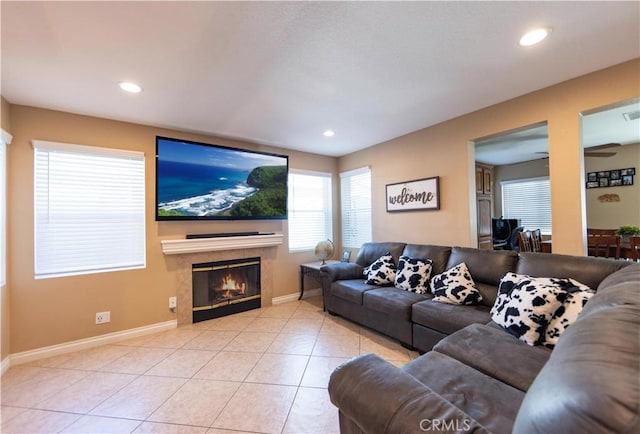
[288,170,332,251]
[341,167,372,248]
[502,177,552,234]
[0,129,10,286]
[33,140,145,279]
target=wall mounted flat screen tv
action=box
[155,136,288,221]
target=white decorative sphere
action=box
[314,239,335,263]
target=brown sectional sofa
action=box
[320,242,639,433]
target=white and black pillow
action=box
[363,253,396,286]
[395,256,433,294]
[495,280,567,346]
[430,262,482,305]
[491,272,528,318]
[544,286,594,348]
[491,274,592,346]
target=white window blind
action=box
[341,167,372,248]
[288,170,333,251]
[33,140,146,279]
[502,177,552,235]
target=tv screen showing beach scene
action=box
[155,136,288,220]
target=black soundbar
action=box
[186,232,274,239]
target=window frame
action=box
[287,169,333,252]
[340,166,372,249]
[501,176,552,235]
[33,140,146,279]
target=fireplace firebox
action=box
[192,257,261,323]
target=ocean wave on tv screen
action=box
[158,184,257,216]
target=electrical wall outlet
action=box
[95,311,110,324]
[169,297,177,309]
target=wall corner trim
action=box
[6,320,177,370]
[272,288,321,305]
[1,356,10,376]
[1,128,12,145]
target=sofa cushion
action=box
[363,287,429,321]
[433,323,551,392]
[395,255,432,294]
[354,242,406,269]
[412,299,491,335]
[363,252,396,285]
[402,244,452,276]
[431,262,482,305]
[446,247,519,287]
[331,280,377,305]
[515,252,630,291]
[403,351,524,434]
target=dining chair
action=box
[629,236,640,262]
[586,228,618,256]
[531,229,542,252]
[518,230,534,252]
[587,234,620,259]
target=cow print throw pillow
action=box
[363,253,396,286]
[491,274,592,346]
[544,285,594,348]
[395,256,433,294]
[431,262,482,305]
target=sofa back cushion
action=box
[402,244,451,276]
[445,247,518,306]
[355,242,407,268]
[515,252,631,291]
[513,279,640,434]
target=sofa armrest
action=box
[329,353,488,434]
[320,262,363,282]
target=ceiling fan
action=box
[583,142,621,157]
[536,143,621,158]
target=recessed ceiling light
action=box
[323,130,335,137]
[519,27,552,47]
[119,81,142,93]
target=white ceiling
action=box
[2,1,639,157]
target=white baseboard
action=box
[7,320,177,369]
[272,288,321,305]
[1,356,10,376]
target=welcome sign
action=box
[386,176,440,212]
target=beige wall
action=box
[338,59,639,255]
[8,105,338,353]
[493,159,550,217]
[585,143,640,229]
[1,96,12,362]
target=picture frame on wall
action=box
[586,167,635,188]
[386,176,440,212]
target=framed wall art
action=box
[586,167,635,189]
[386,176,440,212]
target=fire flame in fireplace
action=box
[217,273,246,298]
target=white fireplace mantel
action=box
[161,233,284,255]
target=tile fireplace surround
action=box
[161,234,283,326]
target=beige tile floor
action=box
[1,296,418,434]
